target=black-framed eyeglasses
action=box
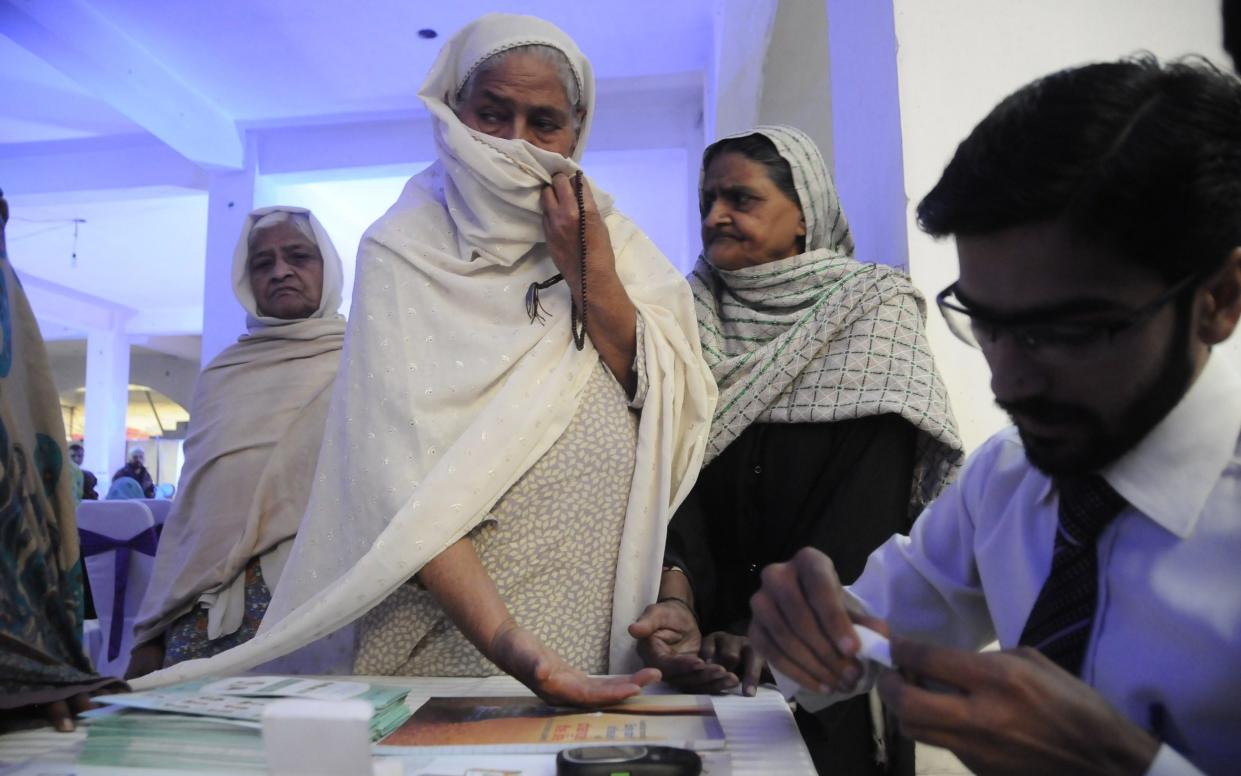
[935,272,1200,362]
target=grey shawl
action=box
[691,125,963,511]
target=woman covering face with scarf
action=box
[132,14,715,708]
[630,126,962,774]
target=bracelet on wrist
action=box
[656,596,697,622]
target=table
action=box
[0,676,816,775]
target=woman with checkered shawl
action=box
[629,126,963,775]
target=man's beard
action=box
[999,321,1196,477]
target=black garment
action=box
[667,414,918,776]
[81,470,98,501]
[111,463,155,499]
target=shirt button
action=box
[753,464,762,475]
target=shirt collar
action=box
[1100,353,1241,539]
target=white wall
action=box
[892,0,1232,450]
[585,148,691,271]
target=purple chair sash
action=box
[79,525,160,661]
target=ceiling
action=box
[0,0,714,348]
[1,0,713,144]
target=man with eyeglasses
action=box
[748,57,1241,775]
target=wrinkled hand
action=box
[628,601,732,694]
[881,641,1160,776]
[494,622,659,708]
[540,172,616,298]
[748,547,889,694]
[125,639,166,680]
[699,631,766,697]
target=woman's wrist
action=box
[657,595,698,624]
[487,616,523,668]
[489,618,558,692]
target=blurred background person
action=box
[67,443,98,502]
[111,447,154,499]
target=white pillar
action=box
[826,0,909,270]
[705,0,777,143]
[706,0,832,152]
[700,0,835,261]
[199,152,256,367]
[83,328,130,484]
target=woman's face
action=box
[701,151,806,271]
[248,221,324,320]
[455,51,582,157]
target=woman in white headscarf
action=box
[629,126,962,774]
[126,207,346,677]
[133,14,715,707]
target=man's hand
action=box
[628,601,739,694]
[494,621,660,708]
[880,641,1161,776]
[748,547,888,694]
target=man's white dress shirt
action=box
[813,355,1241,775]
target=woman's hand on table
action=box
[43,693,93,732]
[699,631,767,697]
[493,621,660,707]
[13,682,126,732]
[629,601,739,695]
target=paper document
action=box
[854,624,893,668]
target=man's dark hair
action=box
[68,443,83,453]
[917,56,1241,283]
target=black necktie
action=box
[1018,474,1127,676]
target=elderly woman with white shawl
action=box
[629,127,962,774]
[131,14,714,708]
[126,207,346,677]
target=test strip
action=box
[854,625,893,669]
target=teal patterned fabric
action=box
[0,220,116,709]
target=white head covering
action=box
[230,206,345,331]
[133,14,714,687]
[418,13,607,268]
[693,125,962,512]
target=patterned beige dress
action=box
[355,359,638,675]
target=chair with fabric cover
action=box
[76,500,160,677]
[138,498,172,528]
[82,619,104,671]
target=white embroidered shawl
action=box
[133,14,714,687]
